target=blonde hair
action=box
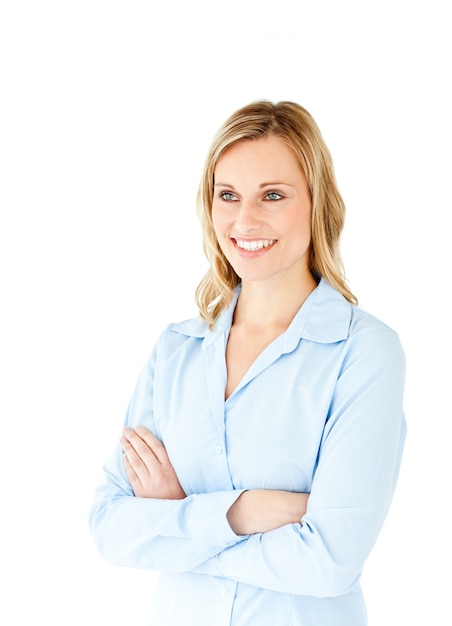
[195,100,357,327]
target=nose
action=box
[235,198,262,234]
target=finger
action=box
[121,428,161,471]
[120,435,154,485]
[122,453,142,494]
[134,425,169,465]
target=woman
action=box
[89,100,406,625]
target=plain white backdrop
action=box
[1,1,450,624]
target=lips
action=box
[233,238,277,252]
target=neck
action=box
[234,272,318,332]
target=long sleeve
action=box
[88,336,247,573]
[88,279,406,625]
[191,325,406,598]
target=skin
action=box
[122,136,313,535]
[212,136,314,289]
[121,426,185,500]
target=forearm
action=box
[89,478,248,572]
[227,489,309,535]
[195,332,407,597]
[193,483,401,598]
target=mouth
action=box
[232,238,278,252]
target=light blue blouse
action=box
[89,278,406,626]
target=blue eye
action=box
[265,192,283,201]
[220,192,238,201]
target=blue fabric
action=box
[89,278,406,625]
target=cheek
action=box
[211,206,228,240]
[211,209,220,242]
[211,208,229,255]
[281,210,312,241]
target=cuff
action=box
[184,489,247,550]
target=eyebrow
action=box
[213,181,295,188]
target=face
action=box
[211,135,313,286]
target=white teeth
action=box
[235,239,276,251]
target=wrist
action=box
[226,490,309,536]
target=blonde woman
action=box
[89,101,406,625]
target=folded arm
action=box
[90,326,406,598]
[88,344,245,572]
[121,424,309,536]
[192,328,407,597]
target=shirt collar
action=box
[171,278,352,349]
[282,278,352,351]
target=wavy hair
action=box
[195,100,357,327]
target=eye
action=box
[220,191,238,201]
[264,192,283,201]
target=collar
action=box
[171,278,352,351]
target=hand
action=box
[227,489,309,535]
[120,426,186,500]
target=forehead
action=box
[214,136,303,181]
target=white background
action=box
[0,1,450,624]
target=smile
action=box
[234,238,277,252]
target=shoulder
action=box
[309,279,404,365]
[348,303,401,343]
[345,304,405,372]
[152,289,239,356]
[301,279,401,352]
[148,314,210,361]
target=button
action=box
[215,446,223,455]
[220,589,228,597]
